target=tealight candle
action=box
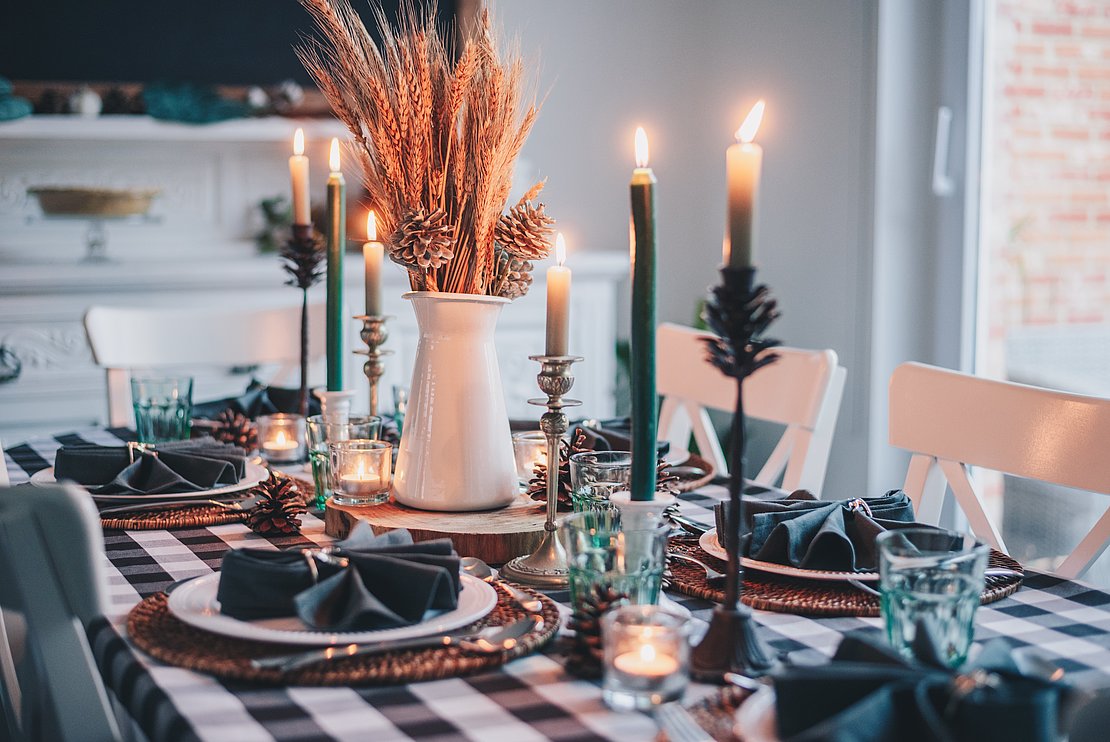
[257,414,306,465]
[328,439,392,506]
[602,605,689,711]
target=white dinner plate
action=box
[699,528,881,583]
[166,572,498,646]
[32,461,269,502]
[733,686,780,742]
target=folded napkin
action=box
[54,440,247,496]
[216,526,461,631]
[192,381,322,421]
[714,490,919,572]
[773,629,1082,742]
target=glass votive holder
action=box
[570,451,632,513]
[328,439,393,506]
[256,413,306,464]
[512,431,548,486]
[602,605,690,711]
[306,415,383,507]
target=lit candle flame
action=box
[329,137,341,172]
[293,128,305,156]
[275,430,288,445]
[634,126,649,168]
[735,100,765,144]
[639,643,657,663]
[555,232,566,266]
[355,458,367,480]
[366,210,377,241]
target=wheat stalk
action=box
[299,0,544,296]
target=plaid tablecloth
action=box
[7,429,1110,742]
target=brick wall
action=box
[985,0,1110,379]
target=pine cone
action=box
[496,201,555,260]
[566,582,629,678]
[526,435,575,510]
[211,409,259,453]
[245,473,308,535]
[388,207,454,270]
[494,246,534,299]
[280,227,325,290]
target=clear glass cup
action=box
[561,510,670,613]
[256,413,306,464]
[131,376,194,443]
[512,431,548,486]
[602,605,689,711]
[328,440,393,506]
[878,527,990,667]
[306,415,382,509]
[570,451,632,513]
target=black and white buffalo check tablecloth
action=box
[7,429,1110,742]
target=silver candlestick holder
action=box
[353,315,393,416]
[500,354,583,589]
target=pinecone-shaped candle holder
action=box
[690,265,782,682]
[500,354,583,588]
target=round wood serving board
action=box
[324,494,548,565]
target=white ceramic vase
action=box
[392,292,518,512]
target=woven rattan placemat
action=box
[667,539,1024,618]
[128,585,560,686]
[671,453,716,493]
[101,505,245,531]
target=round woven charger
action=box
[128,586,561,686]
[102,504,244,531]
[671,453,716,493]
[667,539,1024,618]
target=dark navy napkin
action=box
[715,490,920,572]
[191,381,322,420]
[216,527,461,631]
[773,629,1082,742]
[54,440,247,496]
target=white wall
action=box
[497,0,881,498]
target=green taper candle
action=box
[629,126,658,501]
[326,137,346,391]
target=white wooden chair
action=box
[656,323,847,497]
[0,484,120,741]
[84,303,326,427]
[889,362,1110,579]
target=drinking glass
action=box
[570,451,632,513]
[512,431,547,486]
[878,527,990,667]
[602,605,689,711]
[306,415,382,509]
[131,376,193,443]
[561,510,670,613]
[328,440,393,506]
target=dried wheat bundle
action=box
[298,0,553,296]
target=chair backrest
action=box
[0,485,119,741]
[889,362,1110,579]
[84,302,326,426]
[656,323,847,497]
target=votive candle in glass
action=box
[257,413,306,464]
[328,439,392,506]
[602,605,689,711]
[512,430,548,486]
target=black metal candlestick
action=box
[690,265,782,682]
[280,224,325,418]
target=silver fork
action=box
[656,702,713,742]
